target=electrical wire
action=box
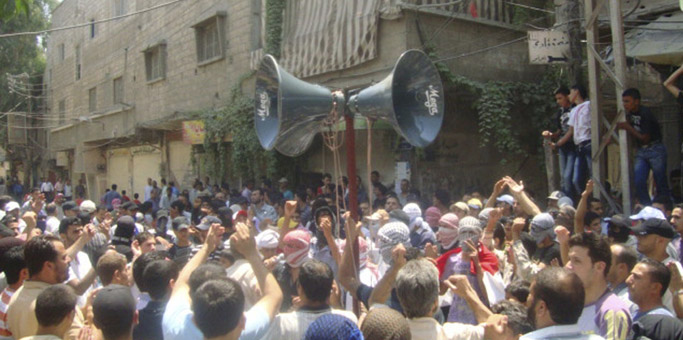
[0,0,185,39]
[432,36,527,63]
[505,1,555,14]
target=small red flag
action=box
[469,1,478,18]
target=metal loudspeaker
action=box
[254,55,338,157]
[348,49,444,147]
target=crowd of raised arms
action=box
[0,170,681,340]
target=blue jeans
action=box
[559,146,576,198]
[573,142,592,195]
[634,143,669,205]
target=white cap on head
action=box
[629,206,666,221]
[4,202,19,212]
[80,200,97,213]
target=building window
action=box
[144,44,166,82]
[90,19,96,38]
[88,87,97,113]
[114,0,126,16]
[58,43,65,61]
[113,77,123,104]
[251,0,264,50]
[58,100,66,124]
[193,13,226,64]
[75,45,81,80]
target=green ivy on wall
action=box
[265,0,285,58]
[197,0,289,182]
[425,45,561,163]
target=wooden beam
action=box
[587,45,624,89]
[584,0,607,30]
[593,110,624,161]
[592,174,622,213]
[601,115,620,142]
[544,142,558,193]
[585,0,603,202]
[609,0,631,214]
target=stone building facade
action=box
[45,0,548,201]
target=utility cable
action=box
[0,0,185,38]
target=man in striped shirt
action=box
[0,244,26,339]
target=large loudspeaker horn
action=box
[348,49,444,147]
[254,55,336,157]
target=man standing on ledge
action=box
[617,88,669,206]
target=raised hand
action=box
[320,216,333,237]
[343,211,361,241]
[463,239,479,262]
[492,178,507,195]
[392,243,407,268]
[511,217,526,239]
[205,223,224,253]
[21,211,37,230]
[554,226,570,244]
[582,179,594,197]
[504,176,524,195]
[424,242,439,259]
[446,274,473,298]
[668,262,683,292]
[284,200,297,218]
[230,222,256,258]
[483,314,509,340]
[84,224,97,241]
[489,208,503,223]
[131,240,142,259]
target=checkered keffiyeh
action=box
[377,221,410,264]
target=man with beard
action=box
[250,188,277,231]
[58,217,99,307]
[6,235,85,339]
[566,232,631,340]
[521,267,604,340]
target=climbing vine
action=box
[264,0,286,58]
[425,45,560,163]
[197,0,289,182]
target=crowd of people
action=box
[0,170,680,340]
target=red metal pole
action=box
[344,114,360,316]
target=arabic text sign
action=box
[182,120,206,145]
[528,31,570,64]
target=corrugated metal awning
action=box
[625,12,683,66]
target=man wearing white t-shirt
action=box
[44,203,60,235]
[58,217,98,307]
[566,84,592,195]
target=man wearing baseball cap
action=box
[631,219,676,264]
[630,218,682,316]
[547,191,564,210]
[630,207,680,262]
[496,194,515,217]
[168,217,195,268]
[61,201,79,219]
